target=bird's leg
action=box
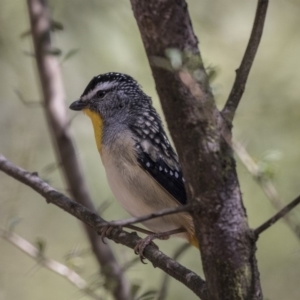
[100,226,116,244]
[134,228,186,263]
[125,224,159,235]
[98,224,156,243]
[98,224,187,263]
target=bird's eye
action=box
[96,90,106,99]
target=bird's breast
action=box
[100,143,192,238]
[83,108,104,153]
[101,144,158,219]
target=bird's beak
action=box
[69,99,88,111]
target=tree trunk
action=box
[130,1,262,299]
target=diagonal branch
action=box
[26,1,129,299]
[255,195,300,236]
[157,243,191,300]
[97,204,195,228]
[0,154,207,300]
[222,0,269,123]
[0,228,101,300]
[232,140,300,239]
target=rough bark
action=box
[130,1,262,299]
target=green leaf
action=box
[35,237,47,256]
[20,29,32,39]
[47,48,62,56]
[51,20,64,31]
[130,283,141,298]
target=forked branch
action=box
[222,0,269,122]
[233,140,300,239]
[255,195,300,236]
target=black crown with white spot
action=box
[81,72,140,98]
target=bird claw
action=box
[134,235,159,264]
[134,232,171,263]
[98,225,121,244]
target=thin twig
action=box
[14,89,43,107]
[125,224,164,235]
[0,228,101,300]
[97,205,195,228]
[254,195,300,236]
[233,140,300,239]
[157,243,191,300]
[41,161,63,176]
[222,0,269,122]
[26,1,129,299]
[0,154,207,299]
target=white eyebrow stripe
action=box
[81,81,118,101]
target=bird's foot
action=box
[98,225,122,244]
[133,228,187,263]
[134,232,171,264]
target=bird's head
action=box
[69,72,150,124]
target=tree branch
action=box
[254,195,300,236]
[222,0,269,122]
[97,204,195,228]
[232,140,300,239]
[157,243,191,300]
[0,154,207,300]
[0,228,101,300]
[26,1,129,299]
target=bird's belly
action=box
[103,157,189,236]
[105,165,169,232]
[107,169,155,219]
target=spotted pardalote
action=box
[69,73,198,252]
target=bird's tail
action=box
[189,234,199,249]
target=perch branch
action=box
[0,154,207,299]
[157,243,191,300]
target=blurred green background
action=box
[1,1,300,299]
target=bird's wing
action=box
[129,109,187,206]
[135,147,187,205]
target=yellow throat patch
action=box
[83,109,104,153]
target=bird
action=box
[69,72,198,258]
